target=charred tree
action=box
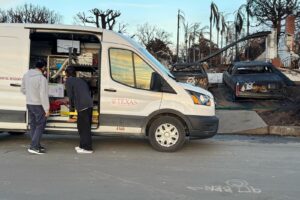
[0,3,61,24]
[249,0,300,44]
[76,9,121,30]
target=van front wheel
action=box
[148,116,186,152]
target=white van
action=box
[0,23,218,151]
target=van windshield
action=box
[119,33,176,80]
[138,47,176,80]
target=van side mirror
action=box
[150,72,176,93]
[150,72,162,91]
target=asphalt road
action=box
[0,133,299,200]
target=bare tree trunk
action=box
[101,14,106,29]
[235,29,238,60]
[193,27,196,62]
[217,30,219,47]
[276,22,281,57]
[246,11,250,60]
[185,39,188,62]
[221,33,223,64]
[188,38,192,63]
[199,37,201,60]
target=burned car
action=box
[223,61,290,100]
[171,63,209,89]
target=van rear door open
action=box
[0,26,30,130]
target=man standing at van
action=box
[65,66,93,154]
[21,60,49,155]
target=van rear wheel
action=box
[148,116,186,152]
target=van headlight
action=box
[187,90,212,106]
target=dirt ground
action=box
[209,84,288,110]
[257,86,300,126]
[257,107,300,126]
[209,84,300,126]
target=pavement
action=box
[217,110,300,136]
[0,133,299,200]
[216,110,268,134]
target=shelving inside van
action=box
[29,31,101,129]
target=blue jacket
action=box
[65,77,93,111]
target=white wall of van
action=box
[0,24,218,151]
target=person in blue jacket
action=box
[65,66,93,154]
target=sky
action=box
[0,0,248,48]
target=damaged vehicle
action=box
[171,63,209,89]
[223,61,291,100]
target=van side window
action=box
[134,54,154,90]
[110,48,155,91]
[110,49,135,87]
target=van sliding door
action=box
[0,26,30,130]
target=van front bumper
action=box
[186,115,219,139]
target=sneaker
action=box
[28,148,45,155]
[76,148,93,154]
[75,146,82,151]
[39,146,46,151]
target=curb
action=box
[269,126,300,136]
[219,126,300,137]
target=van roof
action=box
[0,23,141,56]
[0,23,103,34]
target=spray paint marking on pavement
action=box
[187,179,262,194]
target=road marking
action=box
[0,181,11,186]
[187,179,262,194]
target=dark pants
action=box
[27,105,46,149]
[77,107,93,150]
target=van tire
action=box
[148,116,186,152]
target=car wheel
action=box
[148,116,186,152]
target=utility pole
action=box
[193,26,196,62]
[176,10,180,62]
[209,16,212,67]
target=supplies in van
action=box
[48,83,64,98]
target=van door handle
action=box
[10,83,21,87]
[104,88,117,92]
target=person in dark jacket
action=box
[65,66,94,154]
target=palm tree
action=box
[238,0,254,59]
[183,22,190,62]
[197,25,209,60]
[209,2,220,65]
[220,14,228,63]
[235,10,244,59]
[183,22,209,62]
[220,14,229,49]
[225,21,235,62]
[190,23,209,62]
